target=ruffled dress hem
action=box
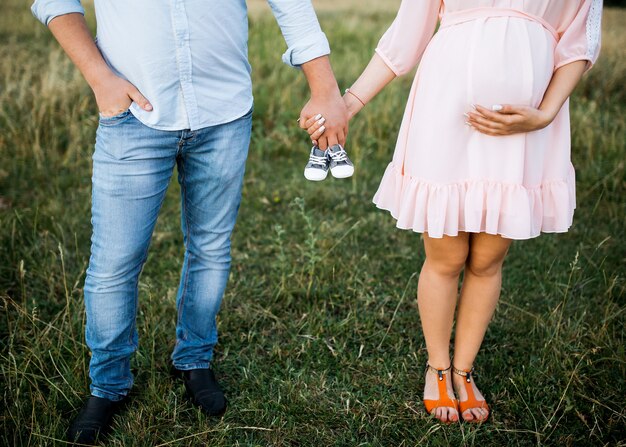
[372,162,576,240]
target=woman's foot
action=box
[423,364,459,423]
[452,366,489,422]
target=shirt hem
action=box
[129,98,254,132]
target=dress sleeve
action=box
[554,0,602,71]
[375,0,441,76]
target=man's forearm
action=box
[270,1,348,148]
[299,55,348,148]
[301,56,341,99]
[46,13,152,116]
[48,13,113,90]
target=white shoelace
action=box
[329,149,348,162]
[308,154,327,166]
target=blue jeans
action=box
[84,109,252,401]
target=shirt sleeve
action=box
[375,0,441,76]
[266,0,331,68]
[554,0,602,71]
[31,0,85,26]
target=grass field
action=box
[1,1,625,446]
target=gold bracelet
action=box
[345,88,366,107]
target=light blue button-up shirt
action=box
[32,0,331,131]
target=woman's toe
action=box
[463,409,475,421]
[448,408,459,422]
[438,408,447,423]
[471,408,484,420]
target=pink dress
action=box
[372,0,602,240]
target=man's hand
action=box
[47,13,152,118]
[299,91,348,149]
[93,72,153,117]
[299,56,348,150]
[305,94,362,146]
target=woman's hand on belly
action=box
[466,104,554,136]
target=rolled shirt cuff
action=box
[281,31,331,67]
[31,0,85,26]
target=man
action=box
[31,0,348,444]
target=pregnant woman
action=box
[306,0,601,423]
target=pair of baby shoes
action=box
[304,144,354,181]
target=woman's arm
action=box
[467,60,587,136]
[343,54,397,119]
[304,0,441,142]
[467,0,601,136]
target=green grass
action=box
[1,2,625,446]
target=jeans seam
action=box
[177,155,193,340]
[128,229,154,348]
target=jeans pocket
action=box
[98,109,132,126]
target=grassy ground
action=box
[1,1,625,446]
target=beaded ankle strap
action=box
[452,365,475,383]
[425,363,451,381]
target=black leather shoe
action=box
[174,368,227,417]
[67,395,128,445]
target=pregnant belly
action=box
[420,16,555,109]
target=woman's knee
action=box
[423,234,470,277]
[465,255,504,277]
[465,235,512,277]
[424,254,467,277]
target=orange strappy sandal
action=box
[423,363,459,423]
[452,365,490,423]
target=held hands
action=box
[466,104,556,136]
[92,71,153,117]
[299,91,349,149]
[303,91,365,146]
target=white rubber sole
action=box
[304,168,328,181]
[330,165,354,179]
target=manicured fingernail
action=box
[465,121,472,127]
[319,125,326,133]
[145,104,153,111]
[315,114,322,120]
[471,104,477,110]
[463,113,470,119]
[492,104,503,111]
[318,117,326,125]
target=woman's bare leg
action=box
[453,232,512,421]
[419,232,470,422]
